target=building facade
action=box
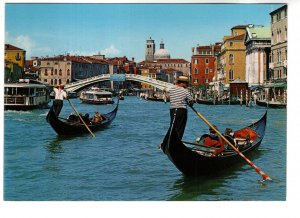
[37,55,109,85]
[5,44,26,69]
[244,25,271,86]
[269,5,287,82]
[138,59,190,77]
[191,43,221,87]
[4,44,26,82]
[219,25,247,84]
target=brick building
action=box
[191,43,221,87]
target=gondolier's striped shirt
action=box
[169,86,193,109]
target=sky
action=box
[4,2,284,62]
[2,1,300,218]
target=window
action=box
[55,69,57,75]
[51,69,53,75]
[285,26,287,41]
[59,69,62,76]
[194,68,198,74]
[229,54,234,64]
[229,69,234,81]
[67,69,70,76]
[44,69,48,76]
[205,68,209,74]
[194,59,198,64]
[59,79,62,85]
[44,79,47,83]
[193,79,198,84]
[230,42,233,47]
[15,53,21,60]
[205,78,209,83]
[205,59,209,64]
[284,8,287,17]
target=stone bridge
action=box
[65,74,175,92]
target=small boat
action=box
[4,79,51,110]
[147,96,169,102]
[80,87,114,105]
[46,100,119,136]
[256,99,286,109]
[161,111,267,176]
[196,98,240,105]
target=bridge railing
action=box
[65,74,175,92]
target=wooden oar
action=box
[189,105,271,181]
[67,99,95,138]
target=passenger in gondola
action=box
[196,125,225,155]
[53,84,68,116]
[68,113,79,122]
[82,113,91,124]
[92,112,103,123]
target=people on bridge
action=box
[53,84,68,116]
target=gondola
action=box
[256,99,286,109]
[196,98,241,105]
[161,111,267,176]
[46,100,119,136]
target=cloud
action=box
[5,32,51,58]
[101,45,121,57]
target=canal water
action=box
[4,96,286,201]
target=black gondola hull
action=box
[196,99,241,105]
[256,99,286,108]
[46,101,118,136]
[162,111,267,176]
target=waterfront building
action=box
[138,59,190,78]
[106,56,138,74]
[269,5,287,82]
[191,43,221,87]
[4,44,26,82]
[244,25,271,86]
[36,55,109,85]
[5,44,26,69]
[219,25,247,84]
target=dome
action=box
[154,41,171,59]
[154,49,171,59]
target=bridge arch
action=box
[64,74,175,92]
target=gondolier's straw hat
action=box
[176,76,189,83]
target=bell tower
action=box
[145,37,155,61]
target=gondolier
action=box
[168,76,194,140]
[53,84,67,116]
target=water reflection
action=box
[46,136,68,154]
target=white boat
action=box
[80,87,114,104]
[4,79,51,110]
